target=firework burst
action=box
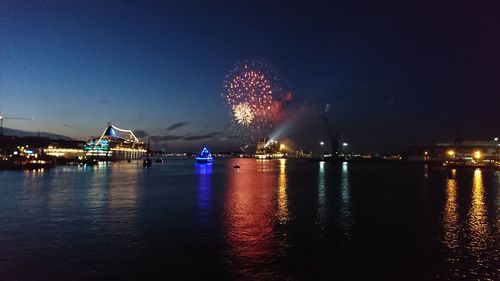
[222,60,287,141]
[233,102,255,126]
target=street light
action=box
[319,141,325,159]
[447,150,455,157]
[342,142,348,147]
[0,114,3,137]
[495,137,499,162]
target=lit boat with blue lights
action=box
[83,123,146,161]
[195,147,213,164]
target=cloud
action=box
[100,99,110,104]
[182,132,222,141]
[61,123,71,128]
[166,122,190,131]
[223,134,239,139]
[134,130,149,138]
[150,134,184,142]
[147,131,222,143]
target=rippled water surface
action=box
[0,159,498,280]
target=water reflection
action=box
[440,168,495,279]
[468,169,489,254]
[224,159,276,279]
[424,163,429,178]
[443,174,459,250]
[195,164,212,224]
[316,161,327,226]
[106,162,140,231]
[277,159,289,224]
[339,162,352,235]
[16,169,52,220]
[87,164,108,216]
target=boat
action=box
[195,147,213,164]
[233,163,240,169]
[83,123,146,161]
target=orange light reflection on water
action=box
[468,169,489,252]
[224,159,283,278]
[443,176,459,250]
[277,159,289,224]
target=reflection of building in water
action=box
[86,163,109,216]
[19,169,47,209]
[316,161,327,226]
[277,159,289,224]
[106,162,140,230]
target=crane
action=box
[318,113,339,157]
[0,114,35,137]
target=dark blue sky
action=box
[1,0,499,152]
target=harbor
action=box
[1,1,498,279]
[1,123,499,171]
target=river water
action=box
[0,159,498,280]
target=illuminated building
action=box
[408,140,499,166]
[255,137,284,159]
[83,123,146,160]
[44,146,84,158]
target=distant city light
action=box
[424,151,428,155]
[320,141,325,146]
[495,137,498,141]
[342,142,348,147]
[474,150,481,159]
[447,150,455,157]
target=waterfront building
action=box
[408,140,499,164]
[44,146,84,158]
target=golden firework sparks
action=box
[233,102,255,126]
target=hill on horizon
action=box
[1,127,73,140]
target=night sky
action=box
[1,1,499,152]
